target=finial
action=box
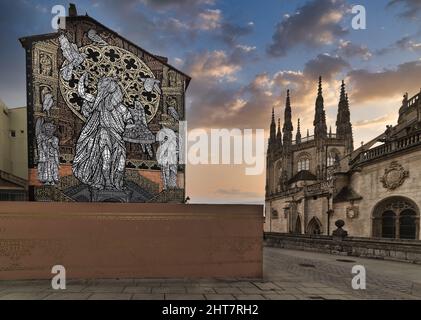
[307,129,310,137]
[329,126,332,137]
[272,107,275,121]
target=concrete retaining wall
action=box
[0,202,263,280]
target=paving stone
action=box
[300,282,330,288]
[205,294,236,300]
[263,294,296,300]
[234,294,266,300]
[0,285,49,293]
[186,287,216,294]
[132,294,165,300]
[239,287,266,294]
[230,281,255,288]
[215,287,243,294]
[277,288,303,294]
[44,285,87,293]
[199,282,231,288]
[89,293,132,300]
[297,287,326,295]
[273,281,304,288]
[81,286,124,293]
[152,287,186,294]
[44,292,92,300]
[319,294,351,300]
[253,282,280,290]
[89,279,135,286]
[123,286,152,294]
[165,294,205,300]
[318,288,348,295]
[0,292,50,300]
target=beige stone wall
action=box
[8,108,27,179]
[338,149,421,239]
[305,196,329,233]
[0,101,11,173]
[265,194,330,234]
[265,198,289,233]
[0,103,27,180]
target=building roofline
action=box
[19,15,192,89]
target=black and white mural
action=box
[21,16,189,203]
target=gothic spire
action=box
[314,76,327,140]
[269,107,276,144]
[277,118,283,145]
[296,118,302,144]
[283,90,293,148]
[336,81,354,153]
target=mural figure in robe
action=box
[36,118,60,185]
[73,73,134,190]
[156,127,178,190]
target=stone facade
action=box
[265,78,421,240]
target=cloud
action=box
[186,51,350,132]
[347,60,421,104]
[303,53,350,81]
[215,188,261,198]
[336,40,372,60]
[387,0,421,20]
[217,21,255,46]
[137,0,215,13]
[377,35,421,55]
[185,50,242,81]
[196,9,222,30]
[267,0,348,57]
[354,114,396,127]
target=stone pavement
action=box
[0,247,420,300]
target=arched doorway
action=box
[373,197,419,239]
[307,217,322,235]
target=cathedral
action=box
[265,77,421,240]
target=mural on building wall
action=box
[21,17,189,203]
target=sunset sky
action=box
[1,0,421,203]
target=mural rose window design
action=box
[59,44,160,123]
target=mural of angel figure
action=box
[167,97,180,121]
[73,72,134,191]
[156,128,178,190]
[123,100,155,158]
[36,118,60,185]
[41,87,54,116]
[59,34,86,81]
[139,77,161,95]
[87,29,108,46]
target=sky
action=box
[1,0,421,204]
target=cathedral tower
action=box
[314,76,327,141]
[336,81,354,155]
[283,90,293,150]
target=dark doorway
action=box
[400,209,417,240]
[381,211,396,238]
